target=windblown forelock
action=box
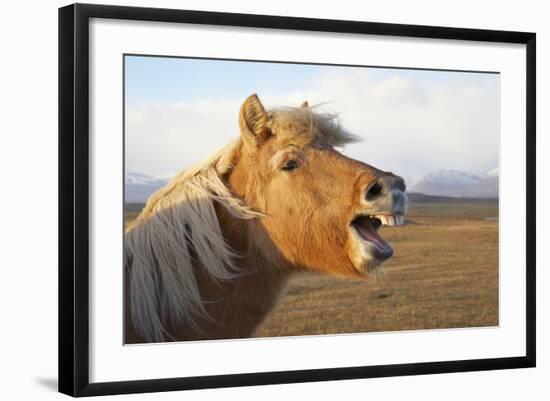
[267,106,361,147]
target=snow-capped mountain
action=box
[486,167,499,177]
[411,168,498,198]
[125,172,169,203]
[467,174,499,198]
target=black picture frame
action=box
[58,3,536,397]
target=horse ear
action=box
[300,101,309,108]
[239,94,269,148]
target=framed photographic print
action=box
[58,3,536,397]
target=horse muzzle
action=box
[363,175,408,217]
[348,174,408,272]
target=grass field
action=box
[125,195,499,337]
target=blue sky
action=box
[126,56,323,104]
[124,55,499,184]
[125,55,497,105]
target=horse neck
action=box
[167,144,290,341]
[125,205,290,343]
[197,203,290,338]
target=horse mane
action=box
[125,106,358,342]
[268,106,360,147]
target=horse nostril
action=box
[366,180,384,201]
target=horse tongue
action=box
[355,218,390,251]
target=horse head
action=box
[229,94,408,277]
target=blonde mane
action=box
[268,106,360,147]
[125,106,358,342]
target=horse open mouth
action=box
[350,214,405,262]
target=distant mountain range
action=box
[125,172,168,203]
[125,167,499,203]
[410,168,498,198]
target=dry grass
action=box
[124,198,499,337]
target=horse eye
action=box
[281,159,299,171]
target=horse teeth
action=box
[373,214,406,226]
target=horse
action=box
[124,94,408,343]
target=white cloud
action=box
[125,70,499,186]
